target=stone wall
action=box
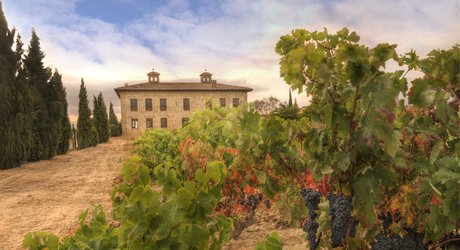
[119,90,248,137]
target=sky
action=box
[1,0,459,121]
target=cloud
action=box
[1,0,459,116]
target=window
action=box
[146,118,153,128]
[182,117,189,127]
[131,118,139,129]
[219,98,226,107]
[160,118,168,128]
[183,98,190,111]
[145,98,152,111]
[130,99,138,111]
[232,98,239,107]
[160,98,167,111]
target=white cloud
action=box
[1,0,459,116]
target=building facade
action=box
[114,70,253,137]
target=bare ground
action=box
[224,207,306,250]
[0,137,132,250]
[0,136,307,250]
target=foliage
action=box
[133,129,181,171]
[255,232,283,250]
[275,28,460,247]
[24,131,233,250]
[109,102,121,137]
[56,71,71,155]
[180,106,308,223]
[0,5,68,168]
[251,96,280,116]
[77,79,98,149]
[271,89,301,120]
[273,102,300,120]
[93,92,110,143]
[25,30,56,160]
[46,70,66,157]
[0,6,33,169]
[180,106,241,148]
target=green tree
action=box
[288,88,293,106]
[109,102,121,136]
[0,1,19,168]
[25,30,54,160]
[10,33,33,166]
[272,90,300,120]
[46,71,65,157]
[273,103,300,120]
[93,92,110,143]
[251,96,280,116]
[77,79,98,149]
[53,70,71,155]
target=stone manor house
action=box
[114,70,253,137]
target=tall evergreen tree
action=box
[10,33,33,165]
[25,29,53,160]
[92,96,99,141]
[56,72,71,155]
[46,71,65,157]
[93,92,110,143]
[288,88,293,106]
[77,79,98,149]
[0,1,18,168]
[44,70,71,155]
[109,102,121,136]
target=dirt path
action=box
[0,137,132,250]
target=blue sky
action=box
[1,0,459,120]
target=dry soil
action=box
[0,137,132,250]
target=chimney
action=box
[212,80,217,87]
[200,70,212,83]
[147,69,160,83]
[124,83,129,87]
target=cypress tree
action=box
[10,33,33,165]
[44,70,70,155]
[92,96,99,141]
[77,79,98,149]
[93,92,110,143]
[0,1,18,168]
[56,72,71,155]
[46,71,65,157]
[25,29,53,160]
[109,102,121,136]
[288,88,293,107]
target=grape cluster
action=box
[239,193,263,212]
[371,229,426,250]
[302,220,319,250]
[264,199,271,209]
[301,188,321,217]
[328,193,354,247]
[300,188,321,250]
